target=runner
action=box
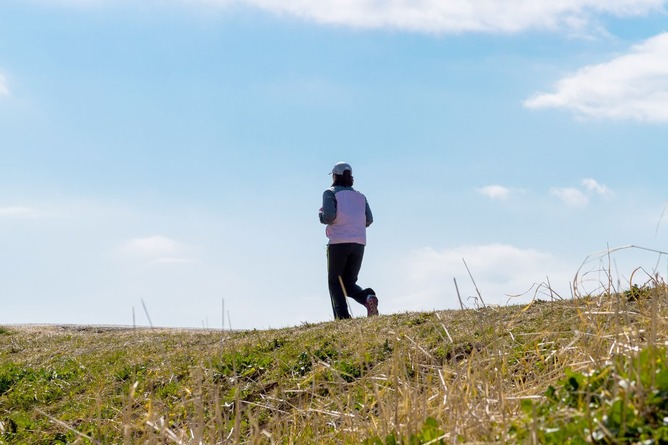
[319,162,379,319]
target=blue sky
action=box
[1,0,668,329]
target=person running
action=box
[319,162,379,319]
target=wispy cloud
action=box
[477,185,511,200]
[409,244,554,281]
[550,187,589,207]
[393,243,572,311]
[26,0,106,6]
[582,178,614,197]
[525,32,668,122]
[148,257,197,265]
[0,74,9,97]
[550,178,614,207]
[0,206,41,217]
[122,235,180,256]
[227,0,665,33]
[120,235,195,265]
[33,0,666,33]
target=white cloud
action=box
[0,74,9,97]
[121,235,182,257]
[392,244,573,311]
[477,185,511,200]
[409,244,553,281]
[549,178,614,207]
[148,257,197,265]
[196,0,665,33]
[525,32,668,122]
[582,178,614,197]
[120,235,199,265]
[19,0,667,33]
[25,0,106,6]
[0,206,41,217]
[550,187,589,207]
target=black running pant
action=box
[327,243,367,319]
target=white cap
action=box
[331,162,352,175]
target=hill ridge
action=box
[1,286,667,443]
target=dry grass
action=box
[2,248,668,444]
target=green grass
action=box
[2,283,668,444]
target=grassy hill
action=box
[2,284,668,444]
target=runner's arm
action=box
[319,189,337,224]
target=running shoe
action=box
[365,294,379,317]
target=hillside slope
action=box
[1,286,668,444]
